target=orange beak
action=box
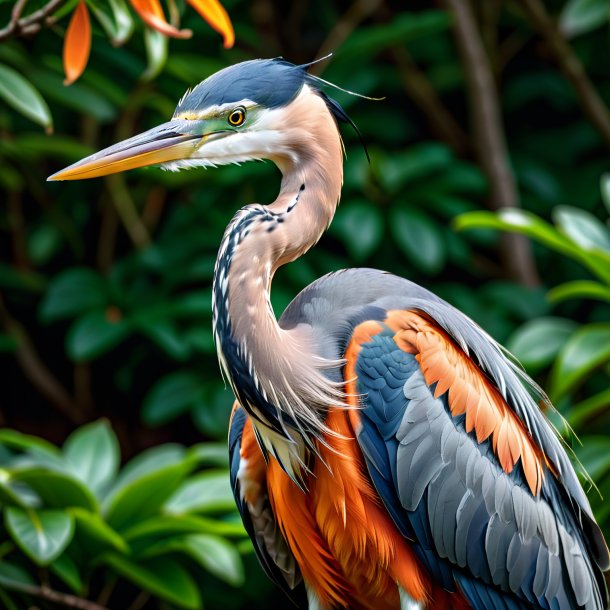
[47,120,202,181]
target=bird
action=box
[49,58,609,610]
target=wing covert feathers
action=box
[385,310,546,496]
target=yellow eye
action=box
[228,107,246,126]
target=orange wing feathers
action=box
[384,310,546,496]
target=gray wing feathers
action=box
[397,367,603,609]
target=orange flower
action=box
[185,0,234,49]
[129,0,192,39]
[63,1,92,85]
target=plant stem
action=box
[0,0,67,41]
[518,0,610,150]
[444,0,539,286]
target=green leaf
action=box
[5,507,74,565]
[40,268,108,323]
[0,63,52,130]
[601,174,610,217]
[71,507,129,553]
[568,388,610,428]
[553,206,610,252]
[560,0,610,37]
[122,514,245,542]
[0,478,36,509]
[330,201,383,262]
[142,371,205,426]
[550,323,610,401]
[389,207,446,274]
[142,534,244,586]
[0,560,35,590]
[187,443,229,468]
[142,28,168,82]
[50,553,83,594]
[455,209,610,284]
[548,280,610,304]
[105,459,196,531]
[102,554,202,609]
[0,429,60,459]
[164,470,234,515]
[66,310,132,362]
[9,467,98,510]
[337,11,450,58]
[64,420,120,497]
[506,317,578,372]
[109,444,186,495]
[89,0,134,45]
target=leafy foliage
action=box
[1,0,610,608]
[0,421,247,608]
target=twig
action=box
[0,0,67,41]
[311,0,382,73]
[0,294,84,425]
[390,46,470,156]
[3,581,107,610]
[444,0,539,286]
[518,0,610,150]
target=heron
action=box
[49,58,609,610]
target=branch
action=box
[8,581,108,610]
[311,0,382,73]
[0,0,67,42]
[0,294,84,425]
[390,46,470,156]
[519,0,610,150]
[444,0,539,286]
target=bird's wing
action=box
[228,403,305,601]
[346,310,609,610]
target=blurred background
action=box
[1,0,610,608]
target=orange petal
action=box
[129,0,192,39]
[185,0,234,48]
[63,2,92,85]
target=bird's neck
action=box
[212,97,344,478]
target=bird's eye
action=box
[228,107,246,127]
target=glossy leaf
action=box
[0,63,52,130]
[389,207,446,274]
[5,507,74,565]
[601,174,610,217]
[71,507,129,552]
[63,2,92,85]
[185,0,235,48]
[105,460,196,530]
[9,468,98,511]
[102,554,202,609]
[568,388,610,428]
[122,513,245,541]
[66,310,132,362]
[548,280,610,304]
[549,323,610,401]
[40,268,108,323]
[142,533,244,586]
[63,420,120,497]
[142,371,205,426]
[164,470,234,514]
[553,205,610,252]
[142,27,168,82]
[560,0,610,37]
[0,560,35,590]
[330,201,383,262]
[89,0,134,45]
[50,553,83,594]
[507,317,578,372]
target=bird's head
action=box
[48,58,361,181]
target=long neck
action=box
[212,89,344,474]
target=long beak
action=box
[47,120,204,181]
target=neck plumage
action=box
[212,88,344,477]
